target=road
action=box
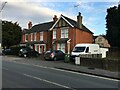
[2,56,119,89]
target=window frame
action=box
[40,32,43,41]
[34,32,36,41]
[31,33,33,41]
[25,34,28,42]
[61,27,68,38]
[53,29,56,39]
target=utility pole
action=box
[0,1,7,13]
[0,1,7,52]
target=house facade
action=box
[50,13,93,53]
[21,13,93,54]
[94,35,110,48]
[20,17,57,53]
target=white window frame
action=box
[31,33,33,41]
[53,30,56,39]
[57,43,65,53]
[25,34,28,42]
[40,32,43,41]
[58,44,61,50]
[61,28,68,38]
[34,33,36,41]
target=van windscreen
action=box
[73,47,86,52]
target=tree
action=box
[106,5,120,48]
[2,20,22,48]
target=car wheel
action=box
[53,57,57,61]
[24,54,27,57]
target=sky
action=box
[0,0,119,35]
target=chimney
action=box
[28,21,32,29]
[77,12,82,29]
[53,15,58,22]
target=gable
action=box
[50,15,74,30]
[54,18,70,28]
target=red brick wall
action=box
[76,28,93,44]
[22,34,25,43]
[21,32,50,49]
[46,31,52,50]
[36,32,40,41]
[68,27,76,52]
[52,27,93,53]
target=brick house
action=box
[20,16,57,53]
[94,35,110,48]
[50,12,93,53]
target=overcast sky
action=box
[0,0,119,35]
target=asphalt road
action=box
[2,56,119,89]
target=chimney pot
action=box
[28,21,32,29]
[79,12,81,16]
[53,15,58,22]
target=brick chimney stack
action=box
[53,15,58,22]
[77,12,82,29]
[28,21,32,29]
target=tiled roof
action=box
[23,21,54,34]
[61,15,93,34]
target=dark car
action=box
[44,50,65,61]
[19,47,39,57]
[2,48,12,55]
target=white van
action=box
[71,44,108,59]
[71,44,100,56]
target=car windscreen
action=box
[72,47,86,52]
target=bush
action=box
[106,47,120,60]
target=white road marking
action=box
[32,64,120,82]
[5,60,119,82]
[23,73,74,89]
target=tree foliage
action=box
[106,5,120,48]
[2,20,22,48]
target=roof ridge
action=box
[61,14,76,22]
[35,21,54,26]
[61,14,93,34]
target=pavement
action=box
[2,55,120,80]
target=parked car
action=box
[2,46,31,56]
[44,50,65,61]
[2,48,13,55]
[19,47,39,57]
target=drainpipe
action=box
[67,39,71,54]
